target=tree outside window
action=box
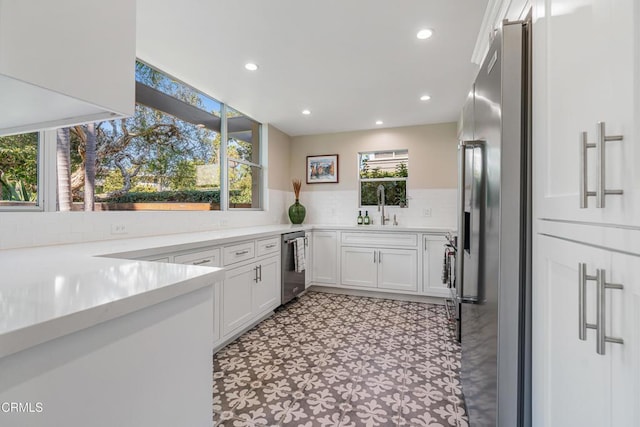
[359,150,408,207]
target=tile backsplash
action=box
[297,188,457,228]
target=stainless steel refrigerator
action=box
[456,19,532,427]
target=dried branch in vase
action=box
[292,179,302,199]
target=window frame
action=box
[225,120,263,211]
[0,131,45,212]
[357,149,408,208]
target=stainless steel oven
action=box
[281,231,306,305]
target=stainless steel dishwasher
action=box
[281,230,306,304]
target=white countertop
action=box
[0,223,452,358]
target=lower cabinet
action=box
[252,255,281,314]
[222,255,281,338]
[312,231,337,284]
[340,246,417,292]
[423,235,449,297]
[533,234,638,427]
[221,263,256,337]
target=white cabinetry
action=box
[377,249,418,292]
[341,247,378,288]
[532,0,640,423]
[340,247,417,292]
[423,235,449,297]
[305,232,312,287]
[533,0,639,226]
[172,248,222,345]
[533,234,637,427]
[312,231,338,284]
[339,232,419,293]
[222,263,256,336]
[251,256,281,314]
[0,0,135,135]
[221,241,280,341]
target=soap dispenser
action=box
[363,211,370,225]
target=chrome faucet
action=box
[377,184,389,225]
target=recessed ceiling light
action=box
[302,109,311,115]
[420,95,431,101]
[375,120,383,125]
[416,29,433,40]
[244,63,259,71]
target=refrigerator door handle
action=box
[457,140,485,303]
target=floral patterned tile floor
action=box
[213,291,468,427]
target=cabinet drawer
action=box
[223,241,256,266]
[174,248,221,267]
[341,232,418,247]
[257,236,280,257]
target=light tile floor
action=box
[213,291,468,427]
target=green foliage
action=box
[359,159,408,179]
[0,173,35,202]
[101,190,223,204]
[0,133,38,193]
[169,160,198,190]
[359,159,408,207]
[360,180,407,207]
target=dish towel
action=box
[294,237,306,273]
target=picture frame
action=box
[306,154,339,184]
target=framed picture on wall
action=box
[306,154,339,184]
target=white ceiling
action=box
[136,0,488,137]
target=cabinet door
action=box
[312,231,337,284]
[533,0,639,226]
[253,256,281,314]
[533,234,612,427]
[340,247,377,288]
[378,248,418,292]
[222,263,256,337]
[304,233,312,287]
[423,235,449,297]
[212,283,222,346]
[608,251,639,426]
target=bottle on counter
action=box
[363,211,370,225]
[357,210,363,225]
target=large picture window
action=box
[0,132,41,210]
[51,61,262,212]
[359,149,408,207]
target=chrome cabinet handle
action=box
[254,266,259,283]
[235,250,249,256]
[192,259,211,265]
[577,263,624,355]
[258,264,262,282]
[578,263,596,340]
[579,122,623,209]
[579,133,595,208]
[378,251,382,263]
[373,251,376,263]
[596,122,624,208]
[265,244,276,249]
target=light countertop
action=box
[0,223,452,358]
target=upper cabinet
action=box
[0,0,135,136]
[533,0,639,227]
